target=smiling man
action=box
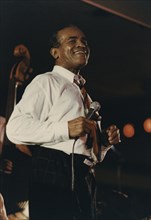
[6,24,120,220]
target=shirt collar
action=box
[52,65,86,86]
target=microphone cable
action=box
[71,138,78,192]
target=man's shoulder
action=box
[30,71,56,85]
[33,71,53,81]
[30,71,65,90]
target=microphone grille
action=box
[90,101,101,111]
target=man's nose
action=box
[76,40,86,47]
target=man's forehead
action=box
[57,27,86,41]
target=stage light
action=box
[143,118,151,133]
[123,123,135,138]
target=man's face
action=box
[54,26,90,73]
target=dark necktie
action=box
[73,74,91,109]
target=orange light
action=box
[143,118,151,133]
[123,123,135,138]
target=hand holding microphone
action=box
[68,101,101,139]
[68,101,121,146]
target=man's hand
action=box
[0,159,13,174]
[68,116,97,139]
[106,125,121,145]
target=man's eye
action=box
[68,39,76,43]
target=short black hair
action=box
[49,24,83,49]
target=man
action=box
[6,24,120,220]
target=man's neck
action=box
[55,63,81,75]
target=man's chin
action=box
[75,60,88,69]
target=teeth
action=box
[75,51,85,54]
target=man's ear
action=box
[50,48,59,59]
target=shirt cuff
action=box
[100,145,112,162]
[54,121,69,141]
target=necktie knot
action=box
[74,74,86,88]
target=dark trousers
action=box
[29,147,97,220]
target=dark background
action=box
[0,0,151,218]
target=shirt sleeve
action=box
[6,78,69,146]
[99,145,112,162]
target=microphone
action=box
[86,102,110,147]
[86,101,101,120]
[74,101,101,144]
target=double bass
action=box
[1,44,33,218]
[4,44,33,156]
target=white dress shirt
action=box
[6,65,110,161]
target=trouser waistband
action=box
[32,146,96,169]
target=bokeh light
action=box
[143,118,151,133]
[123,123,135,138]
